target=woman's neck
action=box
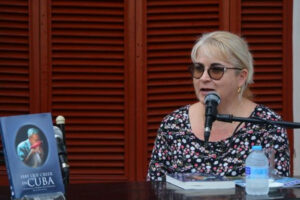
[218,97,243,114]
[217,97,255,118]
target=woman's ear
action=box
[238,69,248,87]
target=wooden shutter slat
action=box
[149,21,220,28]
[0,22,27,29]
[148,28,218,36]
[52,8,123,16]
[148,35,198,42]
[0,29,28,36]
[0,13,28,21]
[148,13,219,21]
[53,24,123,30]
[53,53,124,59]
[242,1,282,7]
[148,44,197,50]
[52,16,123,23]
[0,37,28,44]
[242,16,283,21]
[242,8,282,14]
[0,1,27,6]
[52,1,123,8]
[52,60,124,66]
[147,0,219,6]
[0,6,27,14]
[148,7,219,14]
[52,30,123,37]
[148,58,189,64]
[53,37,123,45]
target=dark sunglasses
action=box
[189,63,242,80]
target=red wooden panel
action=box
[49,0,132,183]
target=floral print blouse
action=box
[147,104,290,181]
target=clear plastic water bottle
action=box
[245,145,269,195]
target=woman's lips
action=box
[199,88,215,96]
[200,88,215,92]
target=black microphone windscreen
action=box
[204,92,221,105]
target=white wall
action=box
[293,0,300,176]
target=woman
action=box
[147,31,290,181]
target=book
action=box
[235,177,300,188]
[0,113,65,199]
[274,177,300,187]
[166,173,236,190]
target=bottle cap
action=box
[252,145,262,150]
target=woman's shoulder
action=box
[253,104,282,120]
[159,105,191,130]
[162,105,190,121]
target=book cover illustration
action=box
[0,113,65,199]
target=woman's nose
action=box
[200,69,211,81]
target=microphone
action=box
[53,126,69,188]
[56,116,66,146]
[204,92,221,143]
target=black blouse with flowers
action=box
[147,104,290,181]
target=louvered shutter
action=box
[0,1,31,114]
[240,0,293,171]
[136,0,225,179]
[241,0,291,115]
[0,0,32,184]
[49,0,134,183]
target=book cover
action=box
[274,177,300,187]
[166,173,236,190]
[235,177,300,188]
[0,113,65,199]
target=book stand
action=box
[18,192,66,200]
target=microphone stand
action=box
[55,116,69,194]
[216,113,300,180]
[216,114,300,129]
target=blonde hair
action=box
[191,31,254,99]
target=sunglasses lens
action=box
[192,64,204,78]
[209,66,225,80]
[190,63,226,80]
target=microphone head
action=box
[53,126,63,140]
[56,115,65,125]
[204,92,221,105]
